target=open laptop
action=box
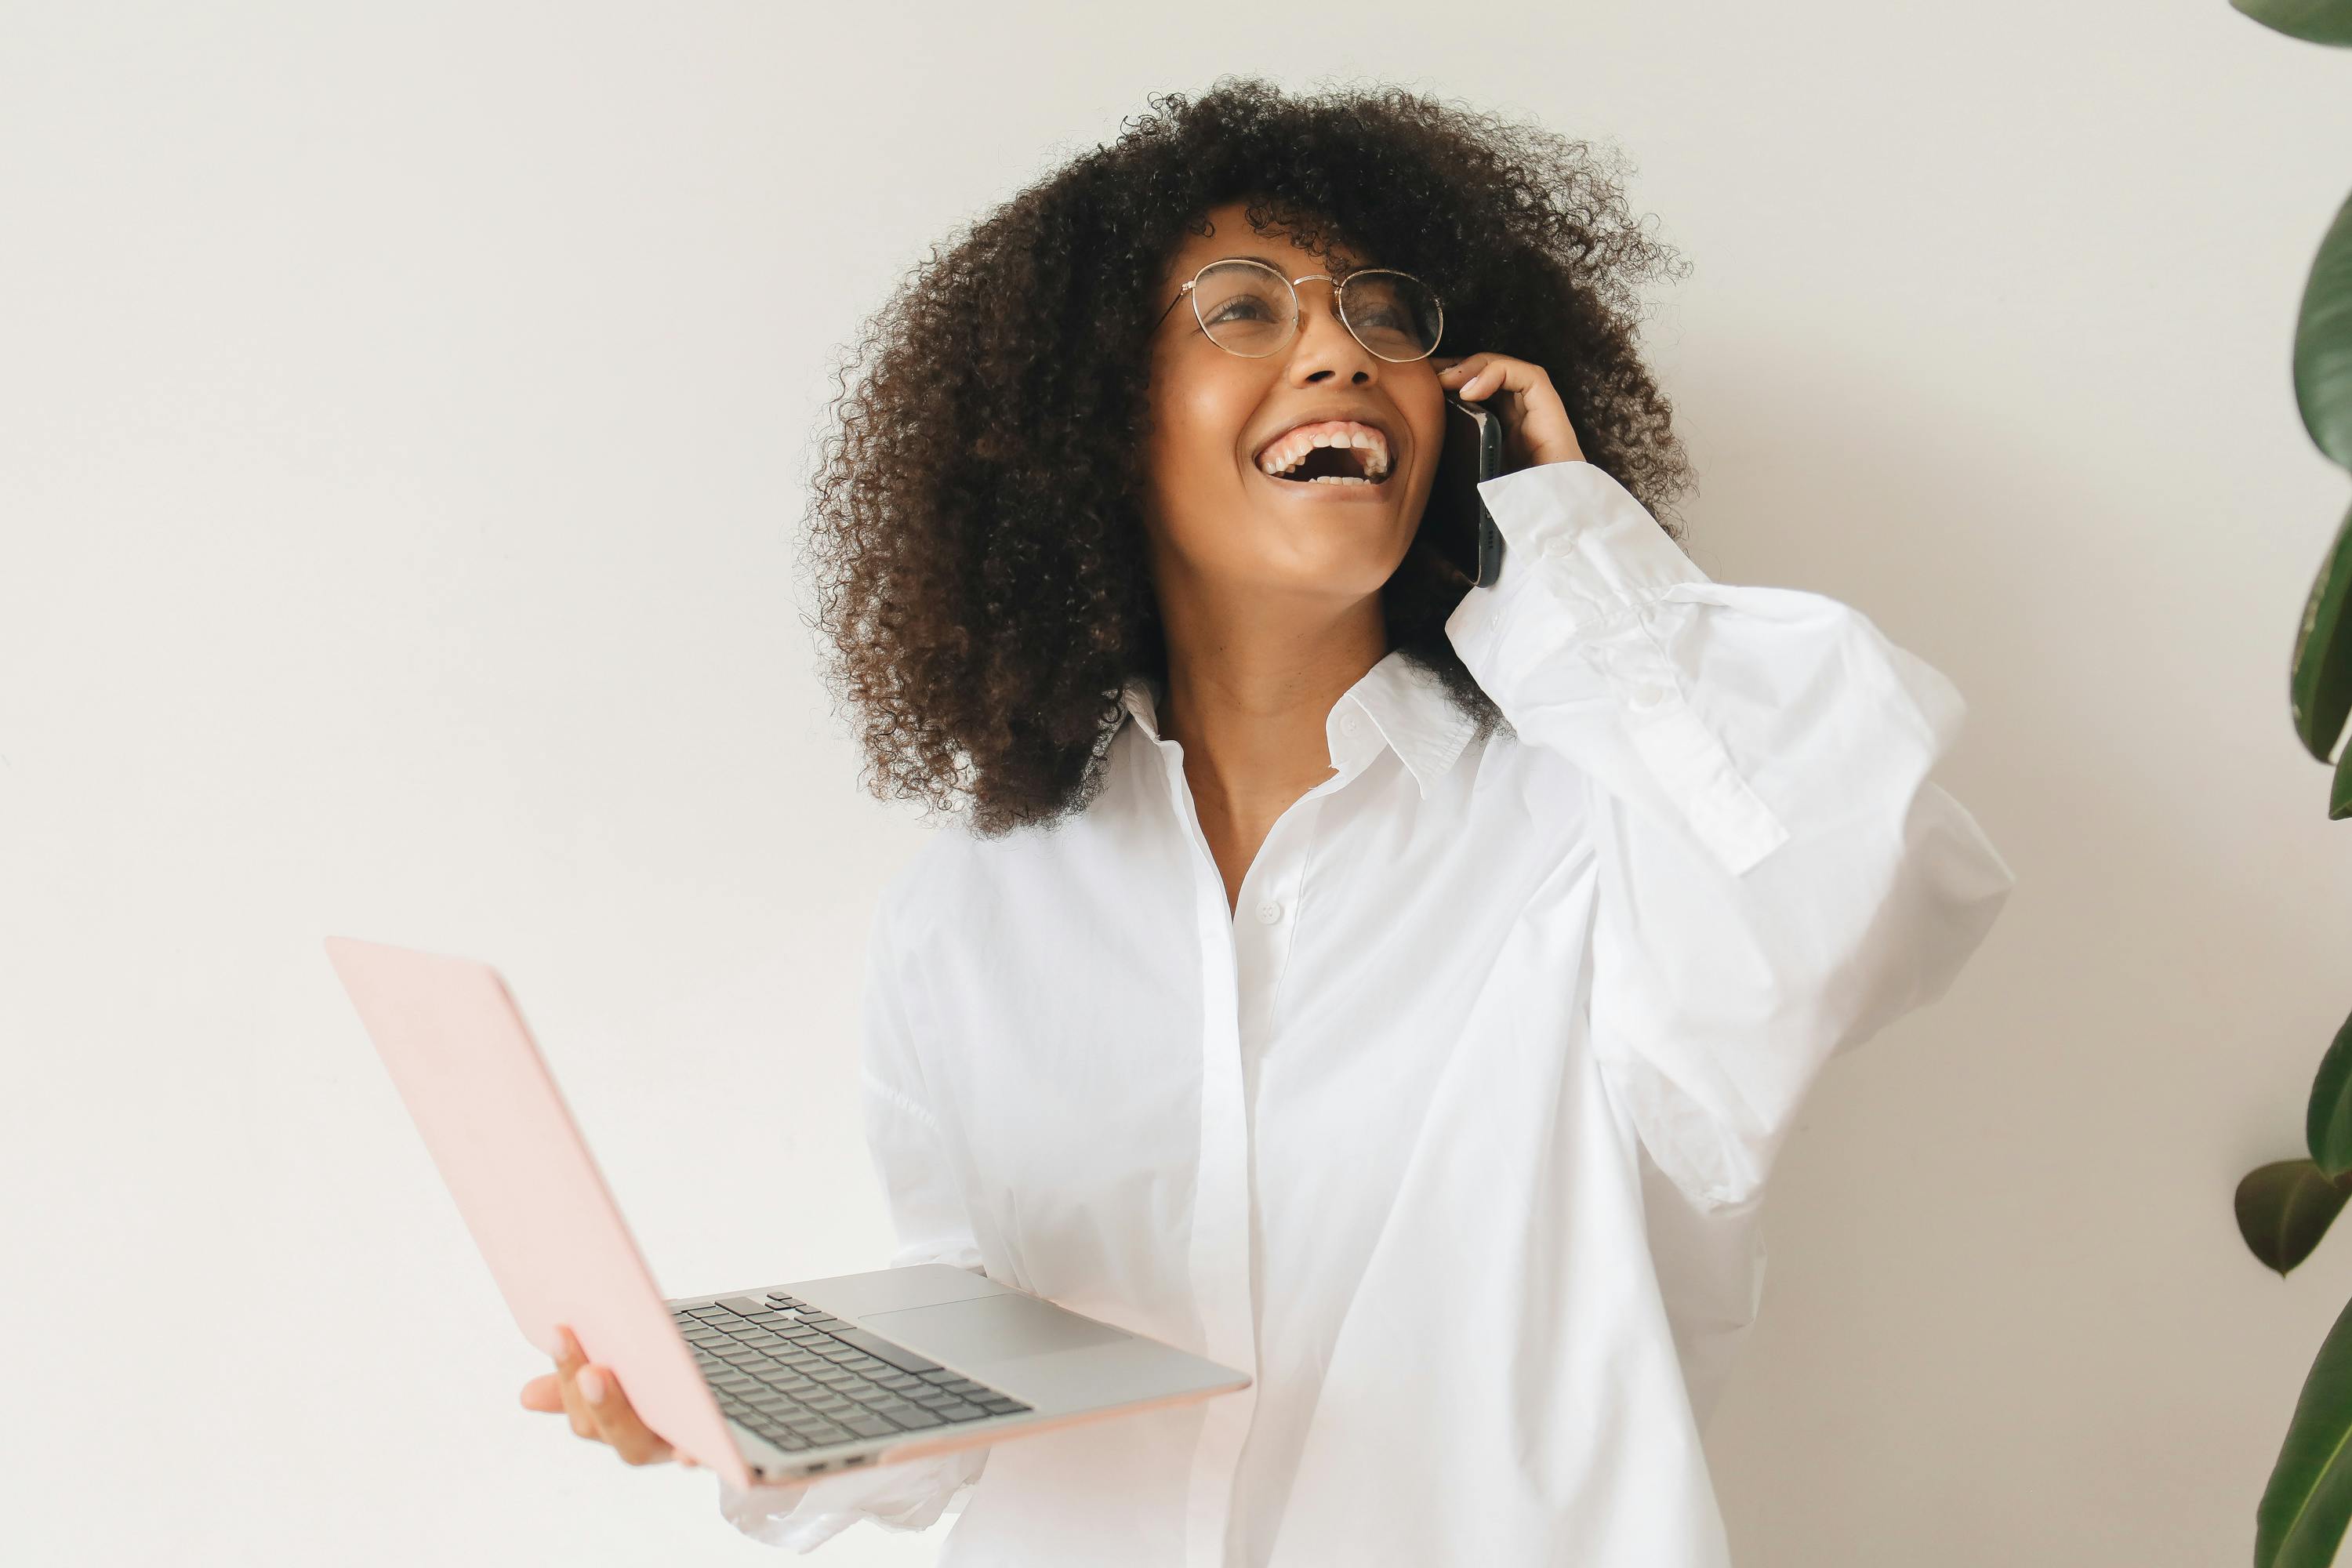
[324,935,1250,1490]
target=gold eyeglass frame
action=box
[1152,257,1445,363]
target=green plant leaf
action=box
[2291,503,2352,762]
[2234,0,2352,45]
[2298,188,2352,470]
[2313,1011,2352,1174]
[2241,1160,2352,1275]
[2258,1289,2352,1566]
[2335,739,2352,818]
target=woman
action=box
[520,79,2015,1563]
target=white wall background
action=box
[7,2,2352,1563]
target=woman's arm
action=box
[717,888,993,1549]
[1445,459,2016,1212]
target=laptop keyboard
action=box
[673,1291,1033,1453]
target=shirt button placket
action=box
[1167,746,1283,1568]
[1197,804,1312,1566]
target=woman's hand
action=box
[1430,353,1586,471]
[518,1323,694,1468]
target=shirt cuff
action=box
[1443,460,1791,877]
[1468,459,1708,623]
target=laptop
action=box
[324,934,1250,1490]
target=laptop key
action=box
[841,1415,896,1439]
[875,1405,945,1430]
[826,1327,945,1374]
[932,1401,986,1421]
[978,1398,1030,1414]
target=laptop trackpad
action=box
[864,1291,1124,1364]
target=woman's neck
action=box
[1155,605,1390,822]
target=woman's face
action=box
[1140,200,1445,612]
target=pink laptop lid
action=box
[324,935,751,1486]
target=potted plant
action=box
[2228,4,2352,1563]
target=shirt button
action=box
[1629,681,1669,710]
[1340,713,1361,736]
[1543,533,1574,560]
[1257,900,1283,924]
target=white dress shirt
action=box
[717,460,2016,1563]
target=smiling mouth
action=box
[1255,421,1396,488]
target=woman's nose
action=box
[1287,280,1376,380]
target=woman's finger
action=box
[552,1325,599,1439]
[1438,354,1511,400]
[1433,359,1487,400]
[518,1371,564,1413]
[1433,353,1584,467]
[575,1363,674,1467]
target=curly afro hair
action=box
[799,76,1696,840]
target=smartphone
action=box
[1427,393,1507,587]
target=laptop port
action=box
[804,1461,829,1473]
[845,1455,870,1467]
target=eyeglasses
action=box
[1153,257,1444,363]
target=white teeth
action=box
[1257,421,1392,479]
[1308,474,1373,485]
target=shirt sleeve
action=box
[1443,459,2016,1212]
[715,884,993,1548]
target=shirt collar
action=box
[1116,647,1479,800]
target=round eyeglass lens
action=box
[1338,270,1443,361]
[1190,261,1296,356]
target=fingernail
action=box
[579,1367,607,1402]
